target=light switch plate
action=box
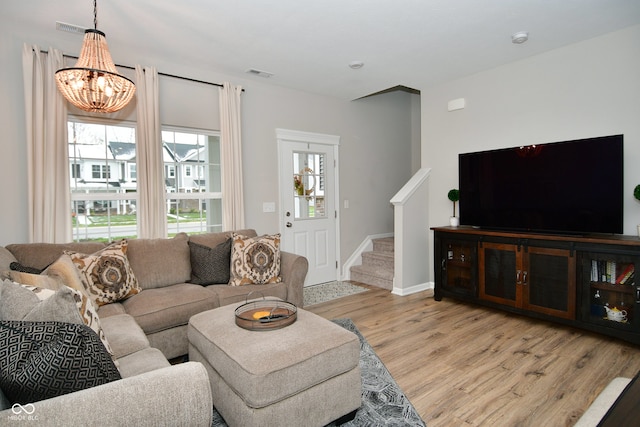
[263,202,276,213]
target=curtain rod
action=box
[63,53,226,89]
[38,48,231,89]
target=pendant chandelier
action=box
[55,0,135,113]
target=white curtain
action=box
[135,65,167,238]
[219,82,245,230]
[22,44,70,243]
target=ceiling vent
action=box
[245,68,274,78]
[56,21,87,35]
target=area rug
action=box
[210,318,426,427]
[303,281,369,307]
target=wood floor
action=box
[306,282,640,427]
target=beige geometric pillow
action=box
[229,233,282,286]
[66,240,140,307]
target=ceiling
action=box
[6,0,640,100]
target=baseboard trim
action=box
[392,281,434,296]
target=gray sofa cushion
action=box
[97,302,127,318]
[115,347,171,378]
[188,229,257,248]
[0,247,18,274]
[126,233,191,289]
[0,321,121,404]
[5,242,106,271]
[100,314,150,359]
[121,283,218,334]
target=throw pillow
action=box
[0,321,121,405]
[0,280,115,359]
[42,253,92,300]
[4,270,62,290]
[188,238,232,285]
[66,240,140,306]
[229,233,282,286]
[0,279,83,324]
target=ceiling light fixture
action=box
[55,0,135,113]
[511,31,529,44]
[349,61,364,69]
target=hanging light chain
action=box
[93,0,98,30]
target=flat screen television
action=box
[458,134,624,235]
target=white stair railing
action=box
[389,168,432,295]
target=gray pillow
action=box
[0,279,83,324]
[188,238,232,285]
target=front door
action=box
[277,129,339,286]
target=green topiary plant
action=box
[448,189,460,217]
[634,185,640,201]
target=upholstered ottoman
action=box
[188,302,361,427]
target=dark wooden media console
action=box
[433,226,640,345]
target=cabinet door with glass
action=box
[479,241,575,319]
[479,241,520,308]
[523,246,575,320]
[580,251,640,332]
[435,235,477,299]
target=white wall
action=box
[421,24,640,282]
[0,19,416,270]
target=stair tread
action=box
[350,264,394,279]
[363,250,393,258]
[372,237,394,253]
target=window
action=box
[69,119,222,242]
[71,163,80,179]
[163,129,222,234]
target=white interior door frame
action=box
[276,128,341,284]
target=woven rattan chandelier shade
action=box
[55,2,135,113]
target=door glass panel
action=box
[292,151,325,220]
[528,252,569,311]
[484,248,517,301]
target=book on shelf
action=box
[591,260,616,283]
[590,260,635,285]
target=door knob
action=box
[286,222,292,228]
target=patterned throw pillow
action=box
[229,233,282,286]
[66,240,140,306]
[0,280,115,359]
[0,321,121,405]
[189,238,232,285]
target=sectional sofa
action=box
[0,229,308,426]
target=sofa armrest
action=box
[280,251,308,307]
[0,362,212,427]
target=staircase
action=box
[350,237,394,290]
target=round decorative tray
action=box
[235,295,297,331]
